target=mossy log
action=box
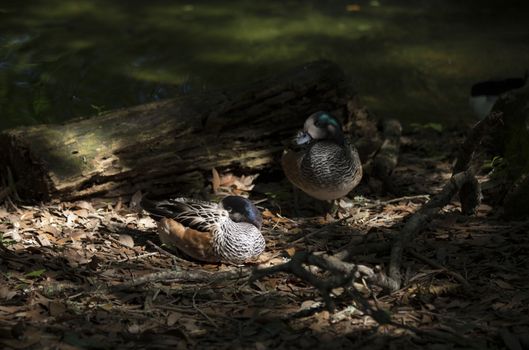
[0,60,357,201]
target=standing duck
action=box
[141,196,265,264]
[282,111,363,201]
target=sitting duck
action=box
[141,195,265,265]
[281,111,363,201]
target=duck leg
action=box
[328,200,340,218]
[292,186,302,218]
[157,218,219,263]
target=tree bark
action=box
[481,84,529,218]
[0,60,355,201]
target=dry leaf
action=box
[128,324,142,334]
[0,286,17,300]
[262,209,274,218]
[299,300,320,311]
[167,312,181,326]
[73,209,89,218]
[69,230,87,241]
[138,217,157,229]
[99,303,113,311]
[285,247,296,257]
[494,279,514,290]
[48,301,66,317]
[0,207,9,218]
[36,234,52,247]
[119,234,134,248]
[180,318,207,336]
[73,201,94,211]
[346,4,361,12]
[212,168,221,193]
[115,197,123,212]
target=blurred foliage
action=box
[1,0,529,130]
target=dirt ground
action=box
[1,128,528,349]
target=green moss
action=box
[1,0,529,130]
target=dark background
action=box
[1,0,528,130]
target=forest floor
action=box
[1,127,528,350]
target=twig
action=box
[112,268,251,292]
[378,195,430,205]
[352,195,430,210]
[388,168,478,290]
[407,249,472,291]
[117,252,159,263]
[192,290,218,328]
[146,239,190,265]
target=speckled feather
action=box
[141,197,265,264]
[282,112,363,200]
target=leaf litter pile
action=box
[1,128,529,350]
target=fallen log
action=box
[0,60,355,201]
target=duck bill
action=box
[294,131,312,145]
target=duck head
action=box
[220,196,263,229]
[295,111,345,146]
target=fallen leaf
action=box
[138,217,157,229]
[48,301,67,317]
[73,201,94,211]
[262,209,274,218]
[69,230,87,241]
[285,247,296,257]
[0,286,17,300]
[300,300,320,311]
[494,279,515,290]
[167,312,181,326]
[119,234,134,248]
[180,318,206,336]
[73,209,89,218]
[346,4,361,12]
[36,234,52,247]
[99,303,113,311]
[128,324,142,334]
[212,168,221,193]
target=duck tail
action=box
[140,196,181,218]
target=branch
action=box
[112,267,251,292]
[252,251,394,322]
[387,168,478,289]
[454,111,503,215]
[384,113,503,289]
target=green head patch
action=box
[315,112,340,129]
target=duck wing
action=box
[141,197,229,232]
